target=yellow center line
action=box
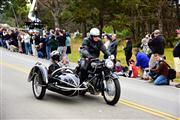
[0,61,179,120]
[119,100,178,120]
[0,61,30,73]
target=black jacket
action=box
[173,41,180,57]
[124,40,132,55]
[80,37,110,59]
[148,35,165,55]
[56,34,66,47]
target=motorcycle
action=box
[27,57,121,105]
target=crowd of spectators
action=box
[0,26,179,86]
[0,27,71,65]
[113,29,180,86]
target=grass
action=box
[69,38,180,83]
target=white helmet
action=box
[50,50,59,57]
[50,50,60,62]
[90,28,100,36]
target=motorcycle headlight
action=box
[105,59,114,69]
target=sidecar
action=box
[27,62,87,99]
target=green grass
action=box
[69,38,180,82]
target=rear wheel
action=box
[103,78,120,105]
[32,71,46,99]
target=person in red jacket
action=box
[128,59,138,78]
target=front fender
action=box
[27,62,48,84]
[110,73,119,80]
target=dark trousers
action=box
[79,58,89,83]
[126,53,132,66]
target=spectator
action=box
[108,34,118,63]
[73,29,80,39]
[65,32,71,64]
[134,48,149,79]
[115,60,127,77]
[56,29,66,61]
[123,37,132,66]
[24,32,32,55]
[148,30,165,68]
[173,29,180,77]
[150,54,169,85]
[17,32,24,53]
[141,34,152,58]
[0,28,4,46]
[36,36,46,58]
[128,59,138,78]
[44,32,51,60]
[103,35,110,49]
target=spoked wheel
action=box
[32,71,46,99]
[103,78,120,105]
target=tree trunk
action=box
[51,10,59,28]
[158,7,163,32]
[175,0,180,28]
[99,11,104,38]
[113,25,116,34]
[82,21,87,38]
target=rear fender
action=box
[27,63,48,84]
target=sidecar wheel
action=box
[32,71,46,99]
[103,78,120,105]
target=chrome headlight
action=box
[105,59,114,69]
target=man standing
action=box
[173,29,180,78]
[108,34,118,63]
[148,30,165,68]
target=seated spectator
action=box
[128,59,138,78]
[134,48,149,79]
[115,60,127,76]
[150,54,169,85]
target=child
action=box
[115,60,124,72]
[128,59,138,78]
[115,60,128,77]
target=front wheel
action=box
[103,78,121,105]
[32,71,46,99]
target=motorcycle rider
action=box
[78,28,110,83]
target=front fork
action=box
[102,71,107,90]
[102,71,119,91]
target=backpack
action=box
[159,60,176,80]
[168,68,176,80]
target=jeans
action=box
[37,51,44,58]
[24,42,32,55]
[154,75,168,85]
[46,45,51,60]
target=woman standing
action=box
[123,37,132,66]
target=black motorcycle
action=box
[27,58,121,105]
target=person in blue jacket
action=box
[134,48,150,78]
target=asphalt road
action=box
[0,48,179,120]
